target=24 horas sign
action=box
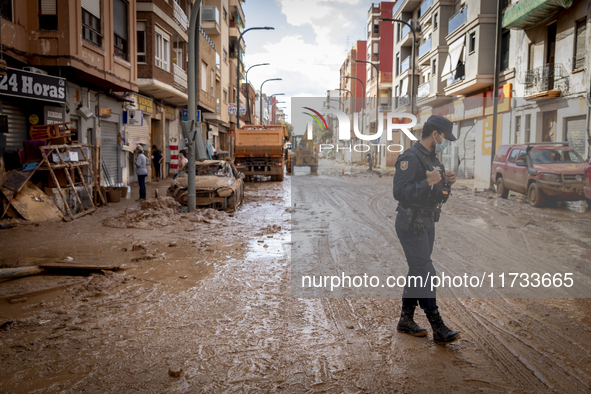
[0,68,66,104]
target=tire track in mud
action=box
[296,174,591,392]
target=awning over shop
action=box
[502,0,575,30]
[441,37,465,82]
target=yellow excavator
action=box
[286,134,317,174]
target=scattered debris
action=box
[168,365,183,378]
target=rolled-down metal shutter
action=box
[1,100,28,152]
[101,121,119,185]
[127,115,150,146]
[458,120,475,179]
[565,116,587,158]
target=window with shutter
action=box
[113,0,128,60]
[39,0,58,30]
[201,62,207,91]
[574,19,586,70]
[81,0,102,47]
[1,0,12,22]
[137,22,146,63]
[155,27,171,71]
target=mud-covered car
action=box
[167,160,245,211]
[492,142,587,207]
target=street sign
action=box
[196,110,202,123]
[182,109,188,122]
[123,110,143,126]
[228,103,246,116]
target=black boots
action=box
[396,306,428,337]
[426,310,460,343]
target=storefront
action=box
[0,68,68,168]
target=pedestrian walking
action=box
[151,145,163,181]
[135,146,148,201]
[392,115,459,344]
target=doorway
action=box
[542,110,557,142]
[546,23,556,90]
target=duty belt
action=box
[419,209,436,217]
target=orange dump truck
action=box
[234,125,288,181]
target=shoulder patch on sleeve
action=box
[401,161,408,171]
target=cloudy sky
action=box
[241,0,369,122]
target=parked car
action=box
[491,143,587,207]
[585,157,591,207]
[167,160,244,211]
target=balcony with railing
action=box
[401,23,411,39]
[448,6,467,35]
[419,0,433,20]
[173,63,188,92]
[417,81,430,98]
[396,94,409,109]
[202,6,221,35]
[400,56,410,74]
[523,63,569,99]
[418,37,432,59]
[173,1,188,31]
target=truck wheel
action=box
[586,198,591,208]
[496,177,509,199]
[527,183,546,207]
[277,173,285,181]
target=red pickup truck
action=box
[492,143,587,207]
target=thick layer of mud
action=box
[1,174,591,392]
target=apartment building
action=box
[504,0,590,160]
[339,40,366,163]
[202,0,233,158]
[391,0,516,181]
[229,0,247,130]
[366,2,395,168]
[0,0,138,184]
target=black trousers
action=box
[138,175,146,199]
[154,163,161,179]
[395,213,438,314]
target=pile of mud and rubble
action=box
[102,197,232,229]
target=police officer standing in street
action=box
[392,115,460,344]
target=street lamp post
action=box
[245,63,270,124]
[336,88,352,112]
[268,93,285,124]
[236,27,274,129]
[341,75,366,138]
[259,79,282,125]
[354,60,380,171]
[353,60,379,134]
[378,18,416,116]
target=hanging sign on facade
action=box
[0,68,66,104]
[123,110,144,126]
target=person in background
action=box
[174,150,188,179]
[135,146,148,201]
[151,145,163,182]
[179,149,188,171]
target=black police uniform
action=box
[393,141,448,314]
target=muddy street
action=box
[1,170,591,393]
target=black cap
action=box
[425,115,456,141]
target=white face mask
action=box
[434,134,449,153]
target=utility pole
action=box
[490,0,503,189]
[181,1,208,212]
